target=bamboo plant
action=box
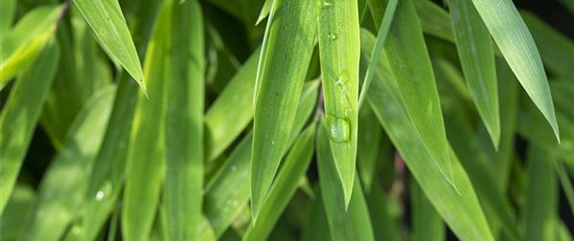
[1,0,573,240]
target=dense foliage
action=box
[1,0,573,240]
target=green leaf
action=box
[318,0,361,207]
[447,0,499,147]
[358,0,397,107]
[357,104,383,191]
[243,124,316,241]
[0,0,16,33]
[0,5,63,88]
[410,181,444,241]
[0,39,60,214]
[164,0,205,240]
[363,31,495,241]
[202,81,319,238]
[301,188,331,241]
[205,48,260,161]
[0,185,36,241]
[251,0,318,221]
[413,0,454,42]
[255,0,273,25]
[554,161,574,219]
[521,11,574,81]
[72,0,146,93]
[19,86,115,241]
[316,122,375,241]
[366,186,402,241]
[373,0,455,188]
[524,147,558,241]
[122,1,171,241]
[471,0,560,141]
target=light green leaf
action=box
[19,86,115,241]
[366,186,402,241]
[363,31,494,241]
[373,0,455,188]
[202,81,319,238]
[255,0,273,25]
[0,0,16,33]
[524,147,558,241]
[316,122,375,241]
[251,0,318,221]
[410,181,444,241]
[72,0,146,93]
[414,0,454,42]
[521,11,574,81]
[0,5,63,88]
[471,0,560,141]
[357,104,383,191]
[318,0,361,207]
[122,1,171,241]
[358,0,397,107]
[447,0,499,147]
[0,185,36,241]
[243,124,315,241]
[164,0,205,240]
[0,39,60,214]
[205,48,260,161]
[301,188,331,241]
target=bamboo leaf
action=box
[357,104,383,191]
[410,181,445,241]
[363,30,495,241]
[122,1,171,241]
[521,11,574,81]
[19,86,115,241]
[205,49,260,161]
[447,0,499,147]
[0,5,63,88]
[318,0,361,207]
[202,81,319,238]
[524,147,558,241]
[0,185,36,241]
[358,0,397,107]
[366,186,402,241]
[251,0,318,220]
[72,0,146,93]
[316,122,375,241]
[471,0,560,141]
[0,39,60,214]
[0,0,16,33]
[243,124,316,241]
[164,0,205,240]
[374,0,455,188]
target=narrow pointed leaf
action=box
[410,181,444,241]
[243,124,316,241]
[357,104,383,191]
[471,0,560,141]
[447,0,499,147]
[164,0,205,240]
[363,31,495,241]
[122,2,171,240]
[20,87,115,241]
[202,81,319,238]
[0,5,63,88]
[318,0,361,207]
[251,0,318,220]
[255,0,273,25]
[371,0,454,188]
[358,0,397,107]
[0,40,60,214]
[316,122,375,241]
[72,0,146,93]
[205,49,260,161]
[524,147,558,241]
[0,0,16,32]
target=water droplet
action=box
[95,191,105,201]
[95,181,113,202]
[326,114,351,143]
[328,33,338,40]
[271,141,276,145]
